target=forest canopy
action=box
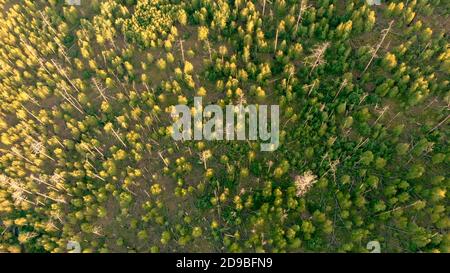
[0,0,448,253]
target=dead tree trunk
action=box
[92,78,109,102]
[307,42,330,76]
[274,25,279,53]
[362,20,394,74]
[294,1,309,34]
[263,0,267,16]
[206,40,213,62]
[179,39,185,62]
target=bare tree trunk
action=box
[10,147,35,165]
[39,11,72,65]
[362,20,394,74]
[158,152,169,167]
[51,59,81,93]
[20,104,43,124]
[31,176,60,192]
[262,0,266,16]
[307,80,317,96]
[56,85,84,114]
[274,28,279,53]
[19,37,52,76]
[111,127,127,148]
[179,39,185,62]
[111,71,130,97]
[91,145,105,158]
[206,40,213,62]
[92,78,109,102]
[307,42,330,76]
[374,106,389,125]
[294,1,307,34]
[3,176,66,204]
[428,114,450,133]
[333,79,348,102]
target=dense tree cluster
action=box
[0,0,448,253]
